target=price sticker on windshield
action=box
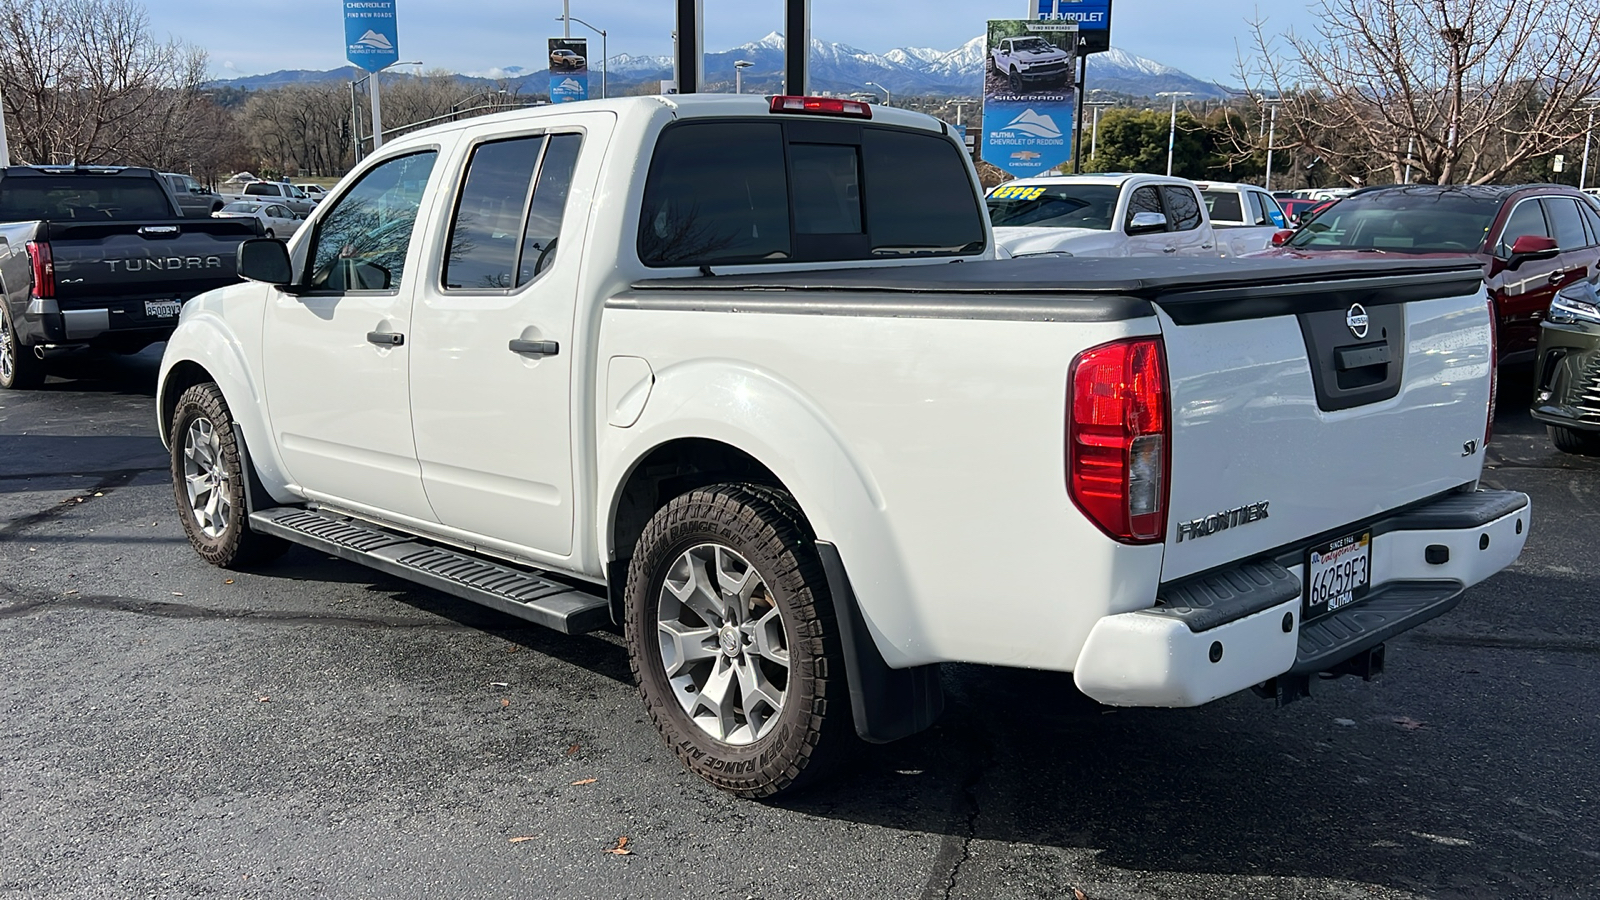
[989,184,1047,201]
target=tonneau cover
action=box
[630,256,1486,325]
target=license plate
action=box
[144,300,182,319]
[1304,531,1371,621]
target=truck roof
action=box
[997,172,1196,188]
[379,94,947,149]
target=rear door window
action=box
[445,136,545,290]
[1542,197,1591,250]
[639,120,984,267]
[1162,186,1203,231]
[1203,190,1242,223]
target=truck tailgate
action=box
[1151,262,1490,580]
[43,218,258,307]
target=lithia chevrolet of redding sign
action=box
[1175,501,1270,542]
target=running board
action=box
[249,507,609,634]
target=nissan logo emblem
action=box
[1346,303,1370,339]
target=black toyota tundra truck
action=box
[0,165,261,389]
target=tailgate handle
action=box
[137,225,181,238]
[1335,342,1390,371]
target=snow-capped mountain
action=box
[209,32,1227,99]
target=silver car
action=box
[213,200,301,239]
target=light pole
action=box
[734,59,753,94]
[453,89,508,119]
[356,59,423,151]
[1581,100,1600,192]
[1,83,11,165]
[556,14,608,99]
[1261,97,1283,191]
[864,81,890,107]
[1156,91,1192,177]
[1085,101,1114,160]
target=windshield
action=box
[1012,38,1053,53]
[221,202,259,213]
[986,183,1119,230]
[1288,189,1499,253]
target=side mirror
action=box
[1270,229,1296,247]
[1126,211,1167,236]
[237,238,293,286]
[1507,234,1559,271]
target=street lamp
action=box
[352,59,422,154]
[1581,99,1600,192]
[1084,101,1115,160]
[734,59,753,94]
[1156,91,1193,177]
[864,81,890,107]
[1259,97,1285,191]
[453,89,508,119]
[556,15,608,99]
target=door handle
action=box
[1162,247,1178,254]
[366,331,404,346]
[509,339,559,356]
[1549,270,1567,285]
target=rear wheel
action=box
[626,484,853,798]
[1549,424,1600,456]
[0,302,46,390]
[169,382,288,568]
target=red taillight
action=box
[1068,338,1170,544]
[26,241,54,300]
[1485,295,1498,446]
[769,95,873,119]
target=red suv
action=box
[1257,184,1600,362]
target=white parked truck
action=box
[157,94,1529,797]
[988,173,1224,259]
[1196,180,1289,256]
[990,36,1074,91]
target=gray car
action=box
[1532,281,1600,454]
[162,172,224,218]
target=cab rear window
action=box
[639,120,985,267]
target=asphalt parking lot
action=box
[1,348,1596,900]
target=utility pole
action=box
[1581,103,1598,192]
[0,83,11,166]
[1261,98,1282,191]
[563,0,569,37]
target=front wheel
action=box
[626,484,854,798]
[1549,424,1600,456]
[169,382,288,568]
[1008,67,1022,92]
[0,301,46,390]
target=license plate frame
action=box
[144,300,182,319]
[1303,530,1372,622]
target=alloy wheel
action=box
[181,416,232,539]
[657,543,790,745]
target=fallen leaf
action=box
[224,579,234,585]
[258,696,271,703]
[566,744,580,755]
[93,492,103,497]
[489,682,509,687]
[505,646,520,653]
[571,778,597,785]
[63,589,78,595]
[604,836,633,855]
[1074,889,1088,900]
[508,836,538,844]
[171,592,184,597]
[500,698,510,708]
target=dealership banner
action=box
[1034,0,1112,54]
[345,1,400,72]
[548,38,589,103]
[982,20,1077,177]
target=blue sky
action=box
[150,1,1317,84]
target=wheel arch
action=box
[597,361,927,671]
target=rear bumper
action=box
[18,295,190,346]
[1073,490,1530,707]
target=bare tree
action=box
[0,0,209,166]
[1239,0,1600,185]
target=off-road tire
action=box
[1008,66,1022,92]
[1549,424,1600,456]
[169,382,288,568]
[0,301,46,390]
[626,483,854,798]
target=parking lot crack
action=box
[0,468,155,542]
[0,584,468,630]
[919,732,992,900]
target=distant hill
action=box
[208,32,1230,100]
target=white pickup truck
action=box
[1196,180,1289,257]
[987,173,1224,259]
[157,94,1529,798]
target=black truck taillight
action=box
[26,241,54,300]
[1068,337,1170,544]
